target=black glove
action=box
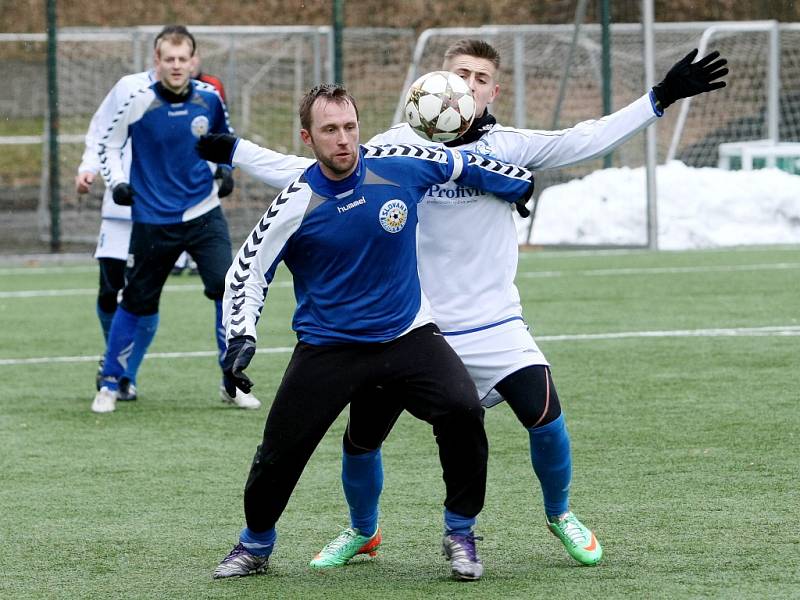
[222,335,257,396]
[514,176,535,217]
[652,49,728,111]
[112,183,134,206]
[215,166,235,198]
[196,133,237,164]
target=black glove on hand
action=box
[196,133,237,164]
[222,335,257,397]
[215,166,235,198]
[652,49,728,111]
[514,176,535,217]
[112,183,134,206]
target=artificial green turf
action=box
[1,246,798,598]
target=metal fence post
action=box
[46,0,60,252]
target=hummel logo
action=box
[337,196,366,214]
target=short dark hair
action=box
[443,39,501,70]
[154,25,196,56]
[299,84,359,131]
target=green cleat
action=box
[309,527,381,569]
[547,511,603,565]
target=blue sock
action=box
[444,509,475,536]
[239,527,276,557]
[215,299,226,369]
[101,306,139,391]
[528,413,572,518]
[123,312,159,385]
[342,447,382,537]
[96,304,115,344]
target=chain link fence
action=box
[1,20,799,252]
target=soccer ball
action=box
[404,71,476,143]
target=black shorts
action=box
[121,207,232,314]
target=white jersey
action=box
[369,92,658,333]
[78,70,156,224]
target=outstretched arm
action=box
[196,134,313,189]
[508,49,728,171]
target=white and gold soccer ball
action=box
[404,71,476,143]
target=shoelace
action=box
[558,516,588,547]
[321,529,358,553]
[448,534,483,562]
[225,544,249,560]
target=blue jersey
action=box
[223,144,533,346]
[98,80,233,224]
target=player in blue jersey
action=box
[90,27,258,413]
[211,84,534,581]
[76,26,231,402]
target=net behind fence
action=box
[0,22,798,252]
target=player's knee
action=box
[120,294,159,316]
[498,365,564,429]
[530,396,562,428]
[204,286,224,301]
[203,275,225,301]
[342,429,381,455]
[97,292,118,314]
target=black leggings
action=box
[494,365,562,429]
[97,257,126,314]
[243,324,488,532]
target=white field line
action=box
[3,262,797,298]
[0,266,99,276]
[519,262,800,278]
[1,325,798,367]
[536,325,800,341]
[0,281,293,298]
[0,346,295,366]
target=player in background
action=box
[77,26,235,402]
[197,42,727,569]
[90,26,257,413]
[211,83,535,582]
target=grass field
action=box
[1,245,799,599]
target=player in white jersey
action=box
[76,64,156,403]
[196,40,727,568]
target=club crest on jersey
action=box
[190,115,210,138]
[379,199,408,233]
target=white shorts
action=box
[94,218,133,261]
[443,318,549,408]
